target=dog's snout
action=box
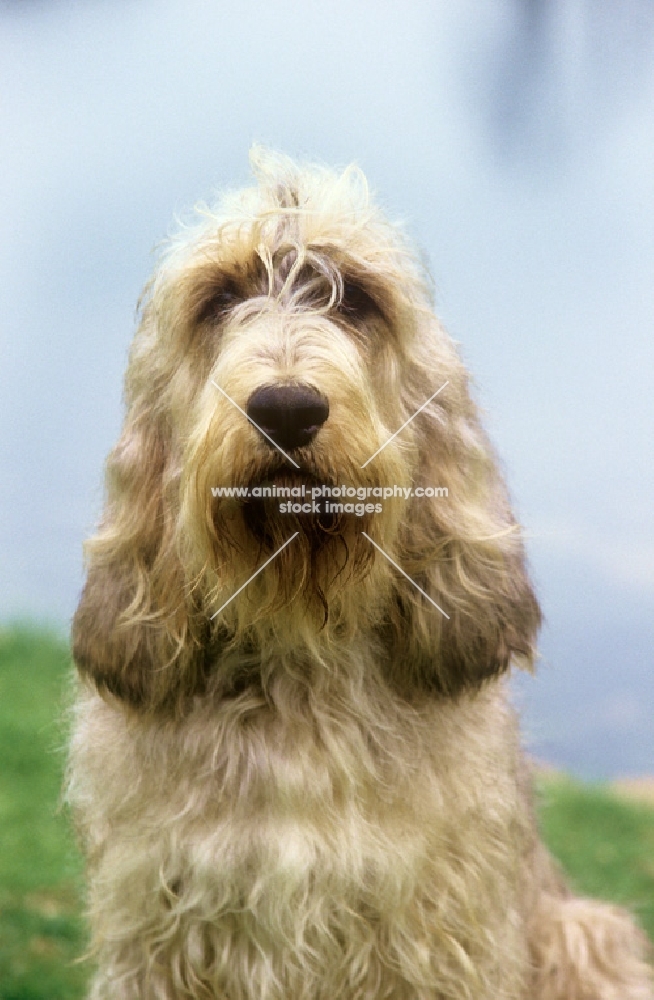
[246,384,329,449]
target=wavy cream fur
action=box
[68,148,652,999]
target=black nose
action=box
[246,384,329,450]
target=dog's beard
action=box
[242,468,343,545]
[211,457,376,623]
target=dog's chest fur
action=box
[69,674,534,998]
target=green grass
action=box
[0,625,652,998]
[536,774,654,940]
[0,625,88,999]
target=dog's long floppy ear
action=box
[383,322,541,698]
[72,309,210,713]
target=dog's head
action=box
[72,148,540,712]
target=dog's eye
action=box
[195,279,242,325]
[338,280,382,322]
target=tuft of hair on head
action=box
[248,143,371,220]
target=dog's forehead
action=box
[205,217,368,273]
[187,170,392,268]
[187,222,373,300]
[157,165,434,326]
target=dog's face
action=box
[172,212,437,634]
[72,151,540,712]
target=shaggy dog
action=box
[68,149,653,999]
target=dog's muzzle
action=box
[246,384,329,450]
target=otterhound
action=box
[68,149,653,999]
